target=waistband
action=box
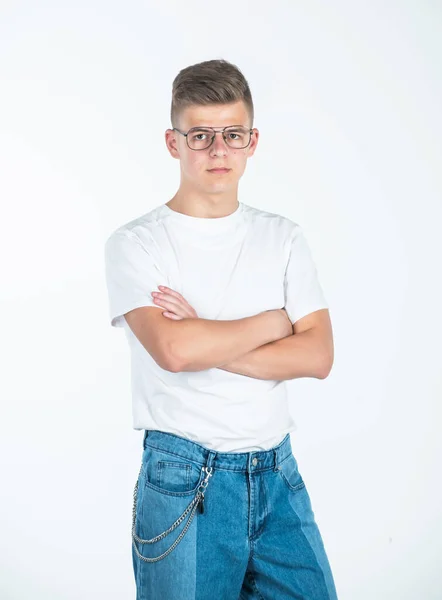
[143,430,293,473]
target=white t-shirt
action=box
[104,201,329,452]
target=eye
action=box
[189,129,211,142]
[225,128,248,142]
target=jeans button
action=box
[252,457,258,466]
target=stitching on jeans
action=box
[246,571,266,600]
[157,461,191,490]
[144,444,292,473]
[213,465,282,473]
[144,443,293,473]
[278,470,306,492]
[143,467,206,497]
[144,443,202,468]
[278,454,306,492]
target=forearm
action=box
[217,328,329,381]
[169,311,284,372]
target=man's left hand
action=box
[151,286,199,320]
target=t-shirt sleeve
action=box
[283,225,329,325]
[104,229,164,328]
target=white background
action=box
[1,1,441,598]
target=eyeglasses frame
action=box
[172,125,254,151]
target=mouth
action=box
[207,168,231,174]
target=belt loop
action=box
[205,449,217,471]
[273,447,279,471]
[143,430,148,450]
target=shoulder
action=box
[105,204,171,248]
[241,202,302,244]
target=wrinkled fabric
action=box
[132,429,338,599]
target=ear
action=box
[247,128,259,157]
[165,129,180,159]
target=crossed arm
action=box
[216,309,333,381]
[149,286,334,381]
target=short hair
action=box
[170,59,254,129]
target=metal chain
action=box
[132,461,213,563]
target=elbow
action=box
[159,355,182,373]
[317,352,334,379]
[161,358,182,373]
[317,365,331,380]
[161,339,185,373]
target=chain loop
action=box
[132,462,213,563]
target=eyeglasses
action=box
[172,125,253,151]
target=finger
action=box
[152,292,181,308]
[153,294,192,317]
[154,289,198,318]
[162,311,182,320]
[158,286,191,307]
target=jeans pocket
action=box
[143,445,205,496]
[277,453,306,492]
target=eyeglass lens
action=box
[187,127,251,150]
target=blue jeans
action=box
[132,430,338,599]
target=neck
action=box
[166,189,239,219]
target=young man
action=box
[105,59,338,599]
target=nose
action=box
[210,131,229,155]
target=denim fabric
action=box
[132,430,338,599]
